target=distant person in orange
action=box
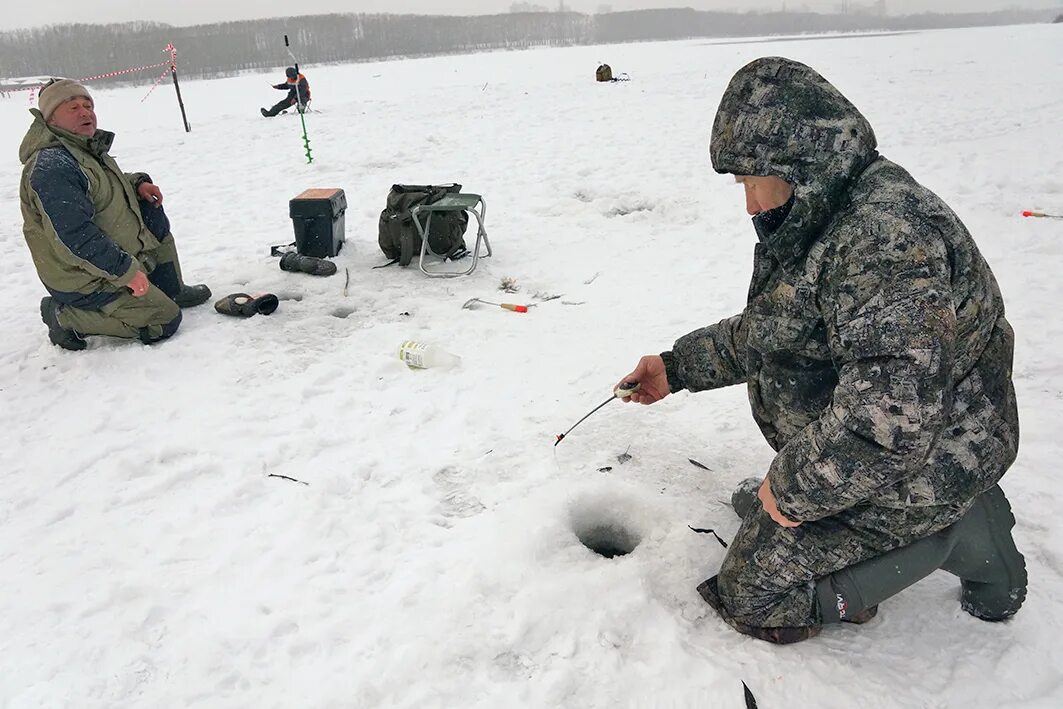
[260,67,310,117]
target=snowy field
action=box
[2,22,1062,708]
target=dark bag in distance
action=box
[378,183,469,267]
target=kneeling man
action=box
[19,78,210,350]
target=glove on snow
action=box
[279,252,337,277]
[214,293,280,318]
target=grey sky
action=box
[2,0,1058,31]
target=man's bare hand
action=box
[137,182,163,206]
[127,271,150,297]
[618,355,670,405]
[759,477,801,528]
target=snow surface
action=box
[2,24,1062,709]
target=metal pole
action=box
[166,43,191,133]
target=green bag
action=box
[378,183,469,267]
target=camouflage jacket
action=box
[663,57,1019,522]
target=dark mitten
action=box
[279,252,337,277]
[214,293,279,318]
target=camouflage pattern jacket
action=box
[662,58,1019,522]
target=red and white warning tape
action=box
[140,69,171,103]
[10,48,178,105]
[78,60,169,83]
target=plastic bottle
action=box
[398,340,461,370]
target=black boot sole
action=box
[40,298,87,351]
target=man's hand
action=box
[127,271,150,297]
[618,355,671,405]
[758,477,801,528]
[137,181,163,206]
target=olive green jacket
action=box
[19,109,158,306]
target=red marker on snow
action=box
[1022,210,1063,219]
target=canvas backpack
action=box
[377,183,469,267]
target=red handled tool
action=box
[462,297,529,313]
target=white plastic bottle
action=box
[398,340,461,369]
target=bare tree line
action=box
[0,8,1056,87]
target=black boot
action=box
[214,293,279,318]
[280,252,337,277]
[816,484,1026,624]
[942,484,1028,620]
[40,297,87,351]
[262,99,291,118]
[173,283,212,308]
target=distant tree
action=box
[0,8,1055,86]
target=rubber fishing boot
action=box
[173,283,212,308]
[214,293,279,318]
[40,297,87,351]
[816,484,1026,625]
[279,252,337,277]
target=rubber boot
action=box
[40,297,87,351]
[214,293,279,318]
[942,484,1028,620]
[279,252,337,277]
[816,484,1026,624]
[173,283,212,308]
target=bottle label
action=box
[399,340,427,369]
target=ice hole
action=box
[575,523,640,558]
[570,494,643,559]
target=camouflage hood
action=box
[710,57,878,265]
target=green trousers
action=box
[56,234,183,342]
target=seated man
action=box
[260,67,310,117]
[20,78,210,351]
[621,57,1026,643]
